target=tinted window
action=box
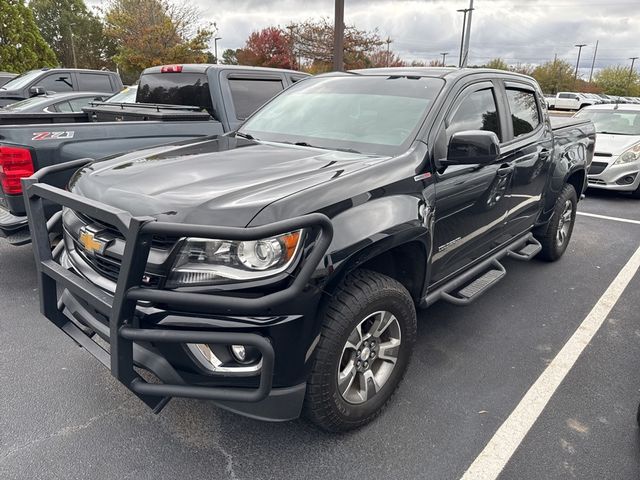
[137,73,213,114]
[78,73,112,92]
[448,89,501,140]
[67,96,102,112]
[229,78,284,120]
[39,74,74,93]
[506,89,540,137]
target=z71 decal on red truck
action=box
[32,131,75,141]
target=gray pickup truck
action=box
[0,64,307,244]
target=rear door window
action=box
[78,73,112,92]
[506,89,540,138]
[39,73,74,93]
[228,78,284,120]
[447,88,501,141]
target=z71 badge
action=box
[31,131,75,141]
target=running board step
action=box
[506,236,542,261]
[440,260,506,306]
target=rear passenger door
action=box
[499,82,553,239]
[429,81,511,284]
[220,71,287,130]
[76,72,115,93]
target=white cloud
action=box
[89,0,640,76]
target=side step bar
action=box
[421,233,542,307]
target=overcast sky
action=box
[91,0,640,77]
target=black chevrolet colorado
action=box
[23,68,595,432]
[0,64,307,244]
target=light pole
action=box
[333,0,345,71]
[68,25,77,69]
[441,52,449,67]
[457,8,470,67]
[574,43,587,87]
[214,37,222,64]
[629,57,639,87]
[588,40,599,84]
[460,0,474,67]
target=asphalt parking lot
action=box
[1,187,639,480]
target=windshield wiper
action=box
[282,141,362,154]
[235,131,259,141]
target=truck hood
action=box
[70,136,387,227]
[594,133,640,157]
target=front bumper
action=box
[587,157,640,192]
[22,159,333,420]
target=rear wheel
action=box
[303,269,417,432]
[534,183,577,261]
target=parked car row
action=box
[546,91,640,111]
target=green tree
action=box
[532,59,575,94]
[0,0,57,72]
[595,65,640,96]
[221,48,239,65]
[30,0,115,70]
[104,0,214,83]
[485,58,509,70]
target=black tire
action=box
[637,402,640,427]
[534,183,577,261]
[630,183,640,199]
[303,269,417,432]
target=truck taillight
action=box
[0,146,34,195]
[161,65,183,73]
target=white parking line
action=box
[460,243,640,480]
[577,211,640,226]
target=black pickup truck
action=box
[0,64,307,244]
[23,67,595,432]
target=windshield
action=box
[2,95,53,111]
[0,70,42,91]
[575,109,640,135]
[105,86,138,103]
[239,75,444,156]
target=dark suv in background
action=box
[0,68,123,107]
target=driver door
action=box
[429,82,512,285]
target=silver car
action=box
[574,104,640,198]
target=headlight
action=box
[614,143,640,165]
[166,230,303,287]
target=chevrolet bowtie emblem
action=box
[78,228,107,255]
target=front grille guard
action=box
[22,159,333,411]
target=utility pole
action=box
[333,0,345,71]
[385,37,392,67]
[457,8,469,67]
[629,57,639,90]
[574,43,587,88]
[461,0,474,67]
[588,40,599,84]
[441,52,449,67]
[214,37,222,64]
[69,25,77,69]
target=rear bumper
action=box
[21,159,333,420]
[0,206,30,245]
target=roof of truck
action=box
[346,67,535,82]
[142,64,308,76]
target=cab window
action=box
[447,88,501,141]
[39,73,74,93]
[506,89,540,137]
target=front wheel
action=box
[303,269,417,432]
[534,183,577,261]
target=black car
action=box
[24,67,595,431]
[0,68,122,107]
[1,92,109,113]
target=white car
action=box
[574,104,640,197]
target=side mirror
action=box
[445,130,500,166]
[29,86,46,97]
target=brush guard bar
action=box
[22,158,333,412]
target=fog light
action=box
[230,344,247,362]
